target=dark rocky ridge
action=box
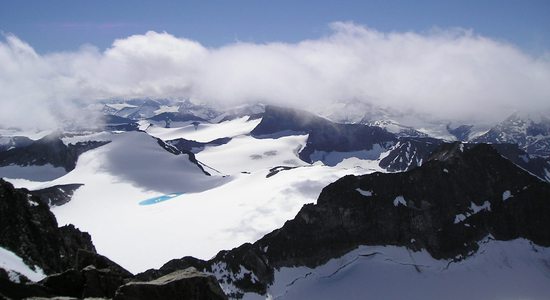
[103,114,139,131]
[148,112,208,128]
[363,119,429,138]
[0,136,33,152]
[379,137,443,172]
[30,184,84,207]
[103,114,135,125]
[490,143,550,182]
[34,250,134,299]
[379,138,550,181]
[0,134,110,172]
[115,268,227,300]
[136,142,550,298]
[251,105,397,163]
[447,124,474,141]
[166,137,232,154]
[155,138,212,176]
[0,179,96,275]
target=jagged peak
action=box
[426,142,466,162]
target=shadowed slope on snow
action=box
[99,131,226,193]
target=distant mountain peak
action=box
[474,112,550,156]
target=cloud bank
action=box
[1,22,550,129]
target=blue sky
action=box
[1,0,549,54]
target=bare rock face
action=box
[379,139,550,182]
[30,184,84,207]
[473,113,550,156]
[0,179,95,275]
[0,134,109,172]
[38,269,85,298]
[379,137,443,172]
[31,251,134,299]
[115,268,227,300]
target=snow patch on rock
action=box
[355,188,373,197]
[0,246,46,282]
[393,196,406,207]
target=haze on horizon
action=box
[0,1,549,130]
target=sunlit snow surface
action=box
[146,116,261,142]
[242,238,550,300]
[6,118,385,273]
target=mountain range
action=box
[1,99,549,299]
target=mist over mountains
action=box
[1,22,550,131]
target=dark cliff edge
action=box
[0,134,110,172]
[0,179,95,275]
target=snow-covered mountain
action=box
[251,105,396,166]
[474,112,550,156]
[102,99,180,120]
[1,101,550,299]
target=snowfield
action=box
[244,238,550,300]
[146,116,261,142]
[196,134,309,174]
[0,117,387,273]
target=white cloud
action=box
[1,23,550,130]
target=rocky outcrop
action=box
[166,137,232,154]
[148,112,207,128]
[80,265,129,298]
[266,166,297,178]
[0,179,103,299]
[0,136,33,152]
[473,113,550,156]
[379,137,443,172]
[115,268,227,300]
[447,124,474,141]
[74,250,133,279]
[363,119,429,138]
[0,134,109,172]
[38,269,85,298]
[0,179,96,275]
[155,138,211,176]
[251,105,397,163]
[103,114,139,131]
[30,184,84,206]
[1,250,133,299]
[378,137,550,181]
[491,143,550,182]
